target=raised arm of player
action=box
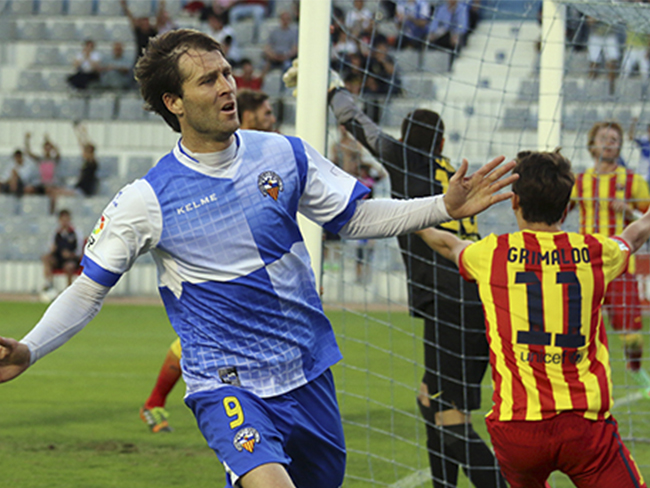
[415,227,472,266]
[620,207,650,253]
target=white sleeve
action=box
[82,179,162,287]
[20,274,110,365]
[297,140,370,233]
[338,196,452,239]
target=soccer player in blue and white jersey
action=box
[0,29,517,488]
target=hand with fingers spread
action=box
[0,336,31,383]
[444,156,518,220]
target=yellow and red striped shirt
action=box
[459,231,630,422]
[571,166,649,271]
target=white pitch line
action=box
[612,391,646,409]
[389,469,430,488]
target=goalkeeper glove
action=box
[282,59,345,97]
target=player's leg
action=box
[185,386,293,488]
[606,275,650,388]
[279,369,347,488]
[485,418,554,488]
[141,338,182,432]
[557,415,647,488]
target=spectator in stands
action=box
[237,89,276,131]
[330,124,364,178]
[156,0,178,35]
[364,39,401,121]
[51,123,100,205]
[202,11,241,66]
[586,16,620,95]
[67,39,101,90]
[121,0,159,65]
[41,209,82,300]
[345,0,374,38]
[229,0,269,44]
[234,58,264,90]
[395,0,432,49]
[99,41,133,90]
[427,0,470,71]
[629,117,650,184]
[621,22,650,80]
[332,30,359,64]
[263,9,298,73]
[0,150,31,197]
[202,0,237,20]
[468,0,482,35]
[24,132,61,213]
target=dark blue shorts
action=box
[185,369,346,488]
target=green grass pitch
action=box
[1,301,648,487]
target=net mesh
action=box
[322,1,650,486]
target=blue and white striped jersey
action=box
[81,131,369,398]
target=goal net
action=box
[317,1,650,486]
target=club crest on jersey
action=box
[233,427,261,453]
[258,171,284,201]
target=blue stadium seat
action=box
[400,74,435,99]
[18,70,45,91]
[67,0,94,16]
[48,20,80,41]
[1,98,26,118]
[17,20,46,41]
[20,195,50,215]
[394,49,422,73]
[421,51,450,74]
[126,155,153,180]
[97,155,120,179]
[5,0,35,15]
[118,97,149,121]
[108,22,133,43]
[79,22,108,42]
[517,79,539,102]
[27,99,57,119]
[87,96,116,120]
[56,97,87,121]
[44,71,70,92]
[96,0,123,16]
[0,20,17,40]
[34,46,64,67]
[37,0,63,15]
[501,106,537,131]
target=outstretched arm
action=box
[443,156,517,220]
[0,274,110,383]
[620,208,650,254]
[415,227,471,265]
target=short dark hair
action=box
[58,209,71,219]
[512,149,575,225]
[13,149,22,157]
[134,29,225,133]
[237,89,269,121]
[401,110,444,155]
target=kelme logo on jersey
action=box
[233,427,261,453]
[258,171,284,201]
[87,214,109,248]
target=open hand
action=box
[444,156,518,220]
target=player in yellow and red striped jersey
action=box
[570,120,650,388]
[416,150,647,488]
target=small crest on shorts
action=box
[233,427,261,453]
[258,171,284,201]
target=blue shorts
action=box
[185,369,346,488]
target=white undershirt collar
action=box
[174,132,242,178]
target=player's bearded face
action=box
[176,49,240,142]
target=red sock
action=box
[144,349,182,409]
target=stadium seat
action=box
[262,70,283,97]
[44,71,70,92]
[117,97,149,121]
[5,0,35,16]
[34,46,64,67]
[501,106,537,131]
[231,20,255,47]
[394,49,422,73]
[56,97,87,120]
[27,99,56,119]
[126,156,154,180]
[517,79,539,102]
[0,20,17,40]
[583,79,610,102]
[400,74,435,99]
[108,22,133,43]
[562,79,583,103]
[421,51,450,74]
[37,0,63,15]
[16,20,46,41]
[48,21,80,41]
[616,79,645,103]
[1,97,26,118]
[563,107,598,132]
[17,70,45,91]
[87,96,116,120]
[20,196,50,215]
[238,46,264,68]
[67,0,94,16]
[97,155,120,179]
[96,0,123,17]
[78,22,108,42]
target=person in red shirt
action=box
[234,58,264,91]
